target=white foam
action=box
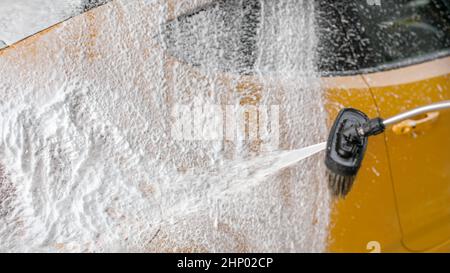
[0,0,330,252]
[0,0,85,45]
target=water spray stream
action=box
[0,0,330,252]
[160,142,327,222]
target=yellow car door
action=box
[2,0,449,253]
[367,57,450,252]
[360,1,450,252]
[317,1,407,252]
[323,76,406,253]
[318,0,450,252]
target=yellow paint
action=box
[391,112,440,135]
[0,24,62,56]
[323,76,406,253]
[367,64,450,252]
[2,1,450,253]
[326,57,450,252]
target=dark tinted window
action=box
[163,0,450,76]
[83,0,110,12]
[162,0,261,75]
[162,0,318,76]
[317,0,450,75]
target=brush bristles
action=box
[327,171,356,198]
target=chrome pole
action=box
[383,101,450,126]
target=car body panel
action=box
[322,76,406,252]
[1,0,449,253]
[364,56,450,252]
[0,0,331,252]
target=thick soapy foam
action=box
[0,0,84,45]
[0,0,330,252]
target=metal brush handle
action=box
[383,101,450,126]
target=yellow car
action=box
[161,0,450,252]
[321,0,450,252]
[0,0,449,253]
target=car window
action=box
[163,0,318,76]
[317,0,450,75]
[163,0,450,76]
[162,0,261,75]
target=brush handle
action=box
[359,118,385,137]
[383,101,450,127]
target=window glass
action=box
[163,0,450,76]
[317,0,450,74]
[163,0,261,75]
[163,0,317,76]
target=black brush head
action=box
[325,108,369,198]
